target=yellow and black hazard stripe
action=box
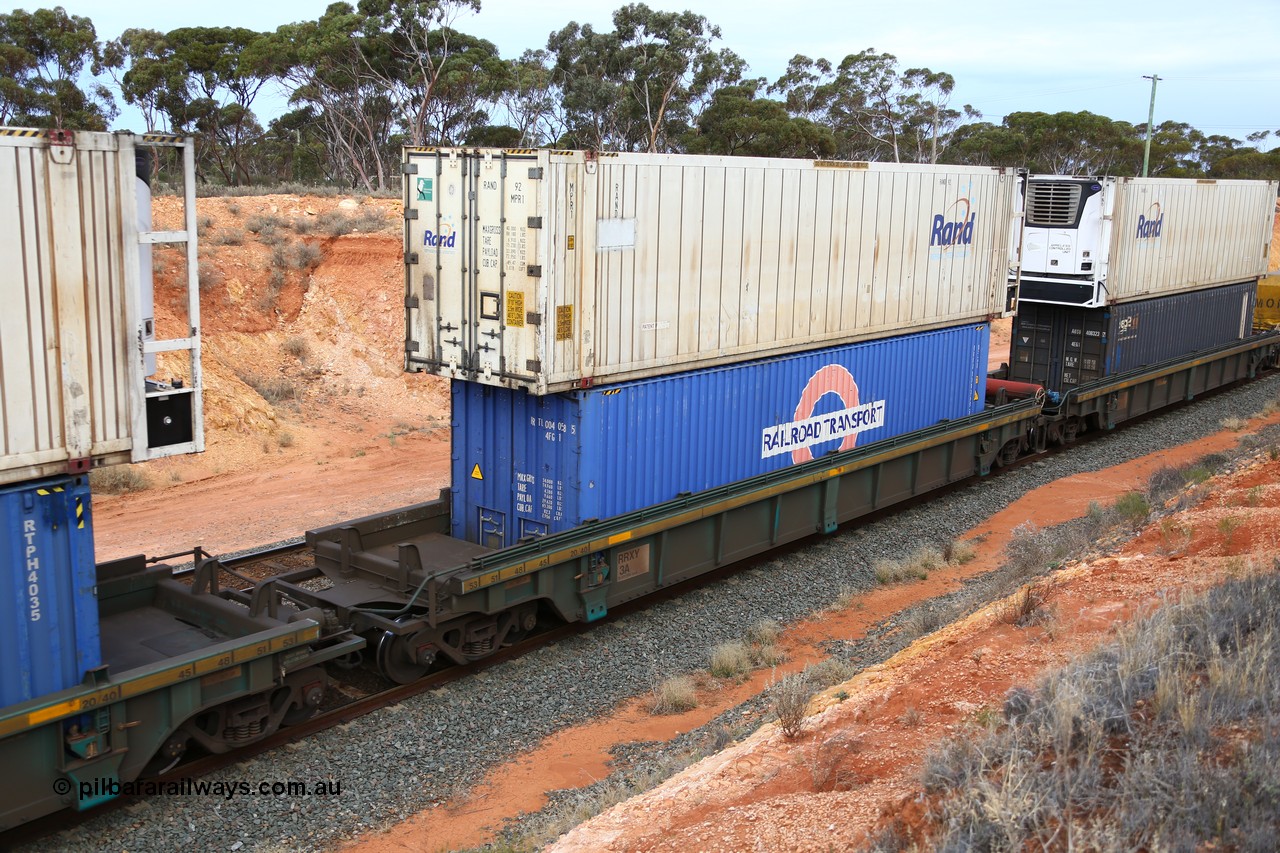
[75,496,85,529]
[0,128,45,138]
[601,389,622,396]
[141,132,185,144]
[35,485,65,495]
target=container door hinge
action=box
[528,167,543,180]
[404,295,420,309]
[527,265,542,278]
[527,216,543,229]
[402,162,418,175]
[404,208,418,220]
[525,312,542,326]
[405,340,420,353]
[406,252,419,265]
[525,359,541,372]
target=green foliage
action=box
[0,7,116,129]
[10,4,1275,186]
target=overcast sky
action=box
[56,0,1280,148]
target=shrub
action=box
[708,641,751,679]
[282,336,310,360]
[650,675,697,715]
[746,619,785,666]
[243,374,297,404]
[1220,416,1246,432]
[211,228,245,246]
[1112,491,1150,527]
[197,260,223,293]
[1003,521,1057,578]
[277,430,295,449]
[771,672,812,738]
[805,657,857,688]
[90,465,152,494]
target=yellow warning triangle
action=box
[470,463,483,480]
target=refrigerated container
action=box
[1008,281,1256,394]
[451,324,989,547]
[1,476,99,707]
[1016,174,1276,308]
[0,128,203,487]
[405,148,1018,394]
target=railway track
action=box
[6,370,1273,850]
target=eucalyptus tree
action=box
[549,4,734,152]
[0,7,115,130]
[270,3,400,191]
[683,80,835,158]
[354,0,487,147]
[101,28,180,132]
[495,48,565,147]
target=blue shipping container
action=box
[1011,280,1256,393]
[1,476,100,707]
[452,324,989,547]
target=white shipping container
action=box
[404,149,1019,394]
[1017,175,1278,308]
[0,129,203,486]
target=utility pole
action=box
[1142,74,1161,177]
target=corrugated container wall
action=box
[1017,175,1277,308]
[1009,281,1256,394]
[451,324,989,548]
[1,476,100,707]
[0,129,204,486]
[406,148,1017,394]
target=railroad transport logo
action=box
[930,197,975,248]
[1136,203,1163,239]
[761,364,886,462]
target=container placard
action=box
[616,543,650,581]
[506,291,525,328]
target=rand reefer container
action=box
[1008,281,1256,394]
[1,475,99,707]
[0,128,204,487]
[451,324,989,547]
[405,147,1018,394]
[1015,174,1277,308]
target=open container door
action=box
[125,133,204,462]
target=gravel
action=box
[24,374,1280,853]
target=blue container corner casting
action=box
[1,475,101,708]
[452,324,990,548]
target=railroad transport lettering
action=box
[761,400,886,459]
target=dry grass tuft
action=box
[708,641,752,679]
[90,464,152,494]
[650,674,698,715]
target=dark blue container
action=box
[452,325,989,547]
[1011,280,1256,393]
[1,476,100,707]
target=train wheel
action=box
[1061,417,1081,444]
[280,668,329,726]
[375,619,437,684]
[994,439,1021,468]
